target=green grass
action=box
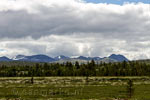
[0,77,149,100]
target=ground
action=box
[0,77,149,100]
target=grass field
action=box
[0,77,150,100]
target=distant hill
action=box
[109,54,128,62]
[0,56,12,61]
[13,54,55,62]
[0,54,129,63]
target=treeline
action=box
[0,60,150,77]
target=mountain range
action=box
[0,54,129,63]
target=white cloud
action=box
[0,0,149,60]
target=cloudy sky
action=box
[0,0,150,60]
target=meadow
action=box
[0,77,150,100]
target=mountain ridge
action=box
[0,54,129,63]
[109,54,129,62]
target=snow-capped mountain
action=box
[74,56,102,61]
[54,55,70,60]
[0,54,129,63]
[13,55,26,60]
[13,54,55,62]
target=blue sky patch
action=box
[85,0,149,4]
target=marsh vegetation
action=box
[0,77,149,100]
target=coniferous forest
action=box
[0,60,150,77]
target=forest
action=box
[0,60,150,77]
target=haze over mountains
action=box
[0,54,128,63]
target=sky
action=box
[0,0,150,60]
[85,0,149,4]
